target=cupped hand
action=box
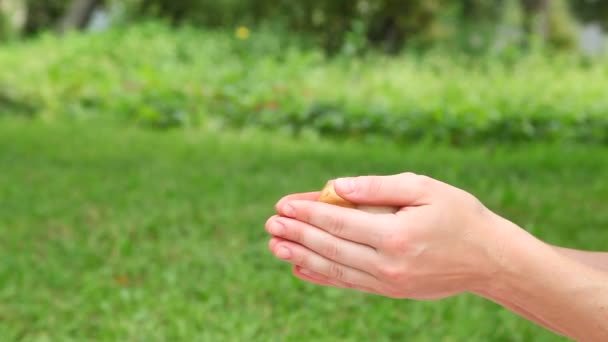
[266,173,517,299]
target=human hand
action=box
[266,173,517,299]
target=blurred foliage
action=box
[3,0,599,54]
[0,89,35,118]
[120,0,585,54]
[1,22,607,145]
[119,0,444,54]
[545,0,578,50]
[23,0,68,34]
[0,12,9,40]
[573,0,608,29]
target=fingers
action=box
[292,266,377,294]
[277,200,392,248]
[333,173,434,207]
[268,236,284,251]
[292,266,343,287]
[271,238,343,288]
[266,215,380,271]
[269,239,383,290]
[275,192,321,213]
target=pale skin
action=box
[265,173,608,341]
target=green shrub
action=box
[1,23,607,145]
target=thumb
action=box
[333,172,432,207]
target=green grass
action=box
[1,22,608,144]
[1,117,606,341]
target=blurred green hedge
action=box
[1,23,607,145]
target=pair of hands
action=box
[265,173,518,300]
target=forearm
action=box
[474,217,608,341]
[551,246,608,273]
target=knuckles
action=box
[290,247,306,265]
[286,222,303,242]
[416,174,434,187]
[400,172,435,190]
[320,241,340,259]
[380,230,410,254]
[399,171,418,179]
[328,262,346,281]
[290,201,311,222]
[363,176,385,197]
[325,214,346,236]
[377,264,408,282]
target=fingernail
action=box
[335,178,355,194]
[282,203,295,217]
[268,219,284,235]
[276,246,291,259]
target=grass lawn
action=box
[1,118,606,341]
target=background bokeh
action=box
[1,1,607,341]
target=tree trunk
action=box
[58,0,101,33]
[521,0,549,42]
[537,0,550,42]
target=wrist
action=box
[469,214,608,340]
[468,211,545,295]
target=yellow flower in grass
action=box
[236,26,250,40]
